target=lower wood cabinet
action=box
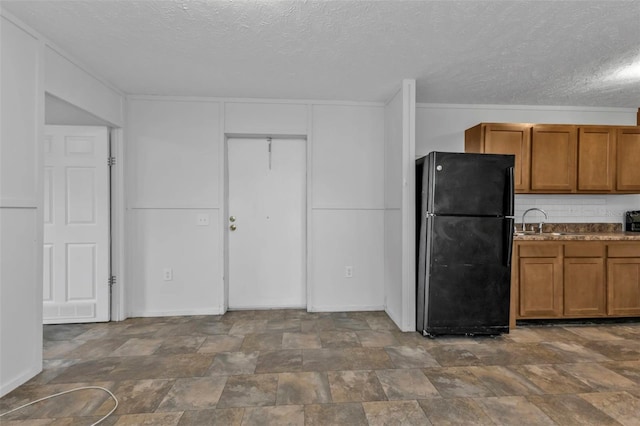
[564,257,606,316]
[607,243,640,316]
[513,240,640,322]
[607,259,640,315]
[518,243,563,318]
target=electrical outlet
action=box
[163,268,173,281]
[196,213,210,226]
[345,266,353,278]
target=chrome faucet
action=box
[521,208,548,233]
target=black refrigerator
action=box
[416,152,515,336]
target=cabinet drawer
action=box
[564,242,604,257]
[608,243,640,257]
[518,243,562,258]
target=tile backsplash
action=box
[514,194,640,224]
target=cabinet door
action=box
[564,258,606,317]
[483,124,531,192]
[616,127,640,191]
[577,127,616,191]
[531,125,577,192]
[518,257,563,318]
[607,258,640,316]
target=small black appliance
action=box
[625,211,640,232]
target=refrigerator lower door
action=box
[426,263,510,335]
[419,215,513,336]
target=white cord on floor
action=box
[0,385,118,425]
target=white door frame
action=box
[223,133,309,311]
[109,127,127,321]
[41,126,127,321]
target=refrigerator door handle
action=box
[505,167,515,216]
[505,218,514,267]
[505,166,515,216]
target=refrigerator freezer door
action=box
[418,215,513,335]
[425,152,514,217]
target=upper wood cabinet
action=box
[616,127,640,191]
[531,125,577,192]
[465,122,640,194]
[577,127,616,191]
[464,123,531,192]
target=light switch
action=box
[196,213,210,226]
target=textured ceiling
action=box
[2,1,640,107]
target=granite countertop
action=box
[513,232,640,241]
[513,223,640,241]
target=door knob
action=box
[229,216,236,222]
[230,224,237,231]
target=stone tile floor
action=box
[1,310,640,425]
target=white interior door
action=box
[43,125,110,323]
[228,138,306,309]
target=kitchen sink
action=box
[514,231,582,236]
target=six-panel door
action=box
[43,126,110,323]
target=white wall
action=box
[42,31,126,321]
[383,80,416,332]
[416,104,638,155]
[45,46,124,127]
[416,103,640,225]
[125,98,387,316]
[0,14,44,397]
[45,94,112,126]
[514,194,639,225]
[1,10,128,395]
[400,81,416,332]
[127,98,223,316]
[384,88,403,327]
[310,104,385,311]
[225,102,307,135]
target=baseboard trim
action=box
[128,307,225,318]
[308,305,384,313]
[227,304,307,310]
[127,305,389,317]
[385,307,400,326]
[1,365,42,398]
